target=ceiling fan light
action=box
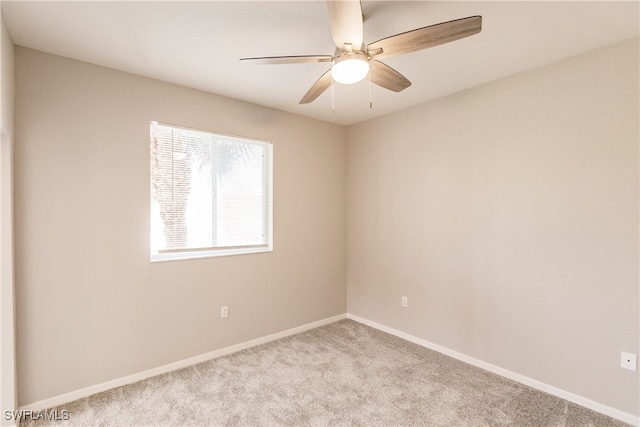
[332,55,370,84]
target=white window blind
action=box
[150,122,272,261]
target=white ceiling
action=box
[3,1,639,125]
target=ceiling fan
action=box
[240,1,482,105]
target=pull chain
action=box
[331,78,335,114]
[368,69,372,109]
[330,73,372,112]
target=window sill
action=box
[150,245,272,263]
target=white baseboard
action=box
[20,313,347,412]
[346,313,639,427]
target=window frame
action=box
[150,122,273,263]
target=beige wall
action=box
[347,38,639,415]
[0,9,17,426]
[14,47,347,405]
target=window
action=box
[150,122,272,261]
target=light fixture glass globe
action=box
[332,56,370,84]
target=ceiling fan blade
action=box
[300,69,333,104]
[240,55,333,65]
[369,60,411,92]
[327,0,364,50]
[367,16,482,60]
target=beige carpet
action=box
[21,320,629,426]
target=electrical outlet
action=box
[401,296,408,307]
[220,306,228,319]
[620,352,636,371]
